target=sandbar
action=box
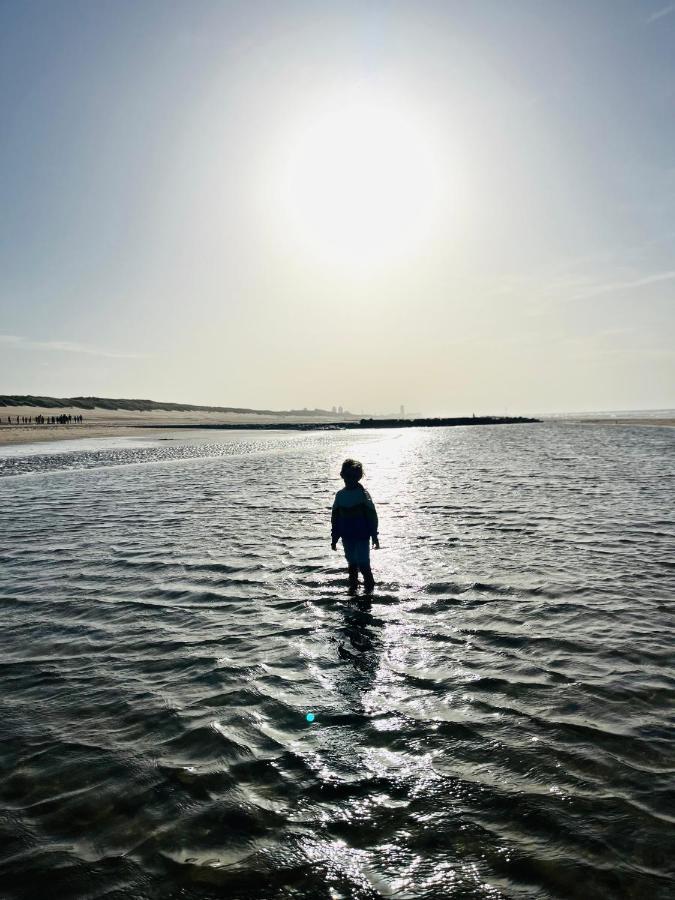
[0,405,348,448]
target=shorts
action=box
[342,539,371,566]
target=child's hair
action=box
[340,458,364,482]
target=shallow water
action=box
[1,424,674,899]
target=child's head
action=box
[340,458,364,486]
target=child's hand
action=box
[331,542,337,551]
[373,538,380,549]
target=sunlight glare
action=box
[278,92,444,270]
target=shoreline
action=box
[0,415,672,450]
[0,415,537,449]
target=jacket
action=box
[331,484,379,543]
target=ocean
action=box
[1,424,673,899]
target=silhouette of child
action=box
[331,458,379,593]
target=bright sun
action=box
[278,93,442,269]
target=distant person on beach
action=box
[331,458,379,594]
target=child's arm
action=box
[364,491,380,548]
[331,496,341,550]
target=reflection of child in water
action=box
[331,458,380,593]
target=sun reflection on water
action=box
[2,425,673,898]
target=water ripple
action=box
[0,425,674,898]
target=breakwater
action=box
[131,415,540,432]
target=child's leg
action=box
[356,539,375,592]
[343,541,360,592]
[359,565,375,592]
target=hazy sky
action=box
[1,0,674,415]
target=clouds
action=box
[0,334,146,360]
[646,4,675,24]
[569,270,675,302]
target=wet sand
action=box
[0,406,352,447]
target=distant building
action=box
[331,405,336,414]
[338,405,343,414]
[400,404,405,416]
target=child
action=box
[331,458,379,593]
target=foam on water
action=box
[1,424,673,899]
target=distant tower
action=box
[400,404,405,417]
[338,405,343,414]
[331,405,337,414]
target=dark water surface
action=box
[1,425,673,900]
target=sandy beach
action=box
[0,405,356,448]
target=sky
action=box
[1,0,674,416]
